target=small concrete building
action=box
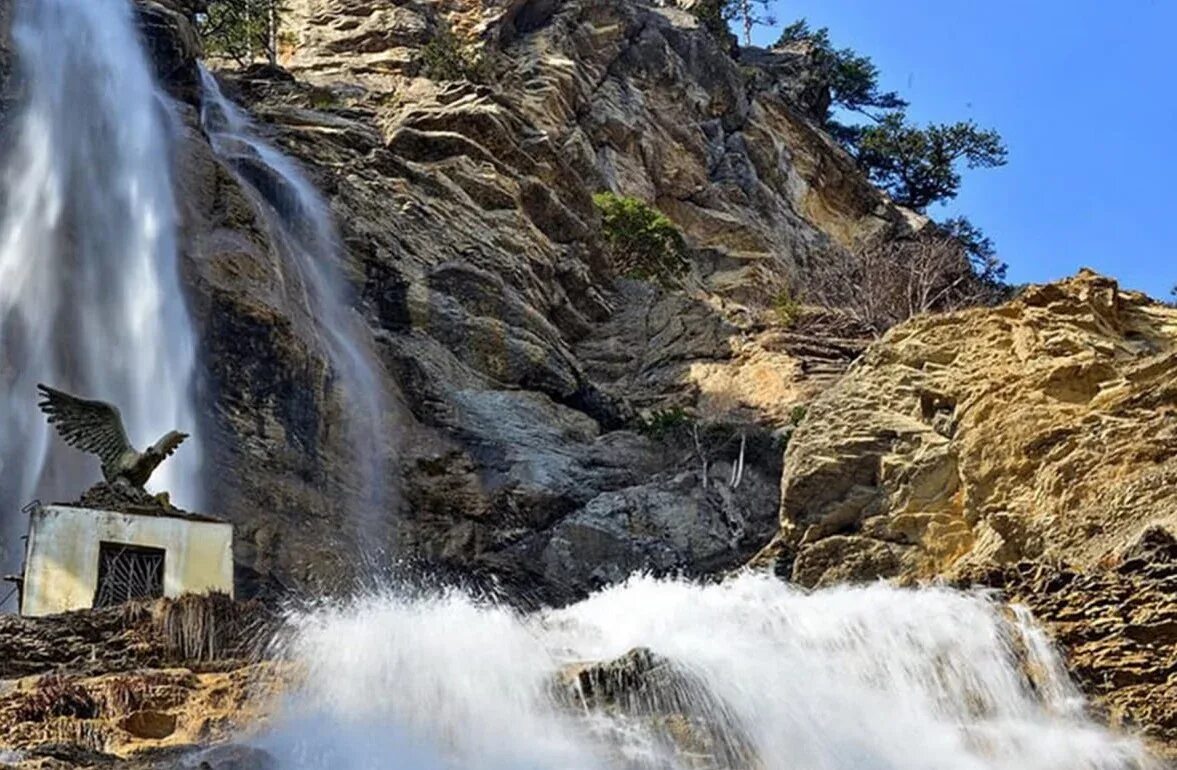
[17,504,234,617]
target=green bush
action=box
[637,407,694,442]
[773,289,802,326]
[197,0,288,66]
[593,192,689,284]
[420,23,489,83]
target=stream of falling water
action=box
[257,574,1156,770]
[195,65,391,537]
[0,0,202,592]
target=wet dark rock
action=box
[555,647,756,767]
[135,1,202,102]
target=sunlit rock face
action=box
[759,270,1177,585]
[752,270,1177,753]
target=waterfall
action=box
[0,0,202,591]
[196,67,391,536]
[258,574,1156,770]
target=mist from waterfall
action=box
[0,0,203,594]
[196,66,391,536]
[259,574,1156,770]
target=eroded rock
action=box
[758,270,1177,584]
[555,647,755,768]
[965,527,1177,758]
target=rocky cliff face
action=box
[7,0,906,601]
[3,0,1175,763]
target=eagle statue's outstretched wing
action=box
[36,384,134,474]
[150,431,188,459]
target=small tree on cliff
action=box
[777,20,1007,214]
[939,216,1007,286]
[856,114,1008,211]
[776,20,907,125]
[692,0,774,46]
[197,0,287,67]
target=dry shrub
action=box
[10,676,98,723]
[805,231,1005,334]
[151,593,243,663]
[150,592,275,664]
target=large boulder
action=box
[756,270,1177,585]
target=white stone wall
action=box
[20,505,234,617]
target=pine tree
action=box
[197,0,287,66]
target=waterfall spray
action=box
[261,574,1157,770]
[196,67,392,540]
[0,0,203,599]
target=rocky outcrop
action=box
[0,594,274,680]
[554,647,754,767]
[0,595,283,769]
[752,270,1177,756]
[758,270,1177,585]
[0,666,282,767]
[135,0,203,101]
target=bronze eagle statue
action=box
[37,384,188,492]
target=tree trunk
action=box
[267,0,278,66]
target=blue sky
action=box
[751,1,1175,299]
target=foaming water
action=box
[261,574,1155,770]
[0,0,202,586]
[196,65,391,535]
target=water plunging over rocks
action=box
[0,574,1168,768]
[0,0,202,597]
[197,64,396,548]
[259,575,1158,770]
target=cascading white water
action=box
[258,574,1156,770]
[0,0,202,587]
[195,66,391,532]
